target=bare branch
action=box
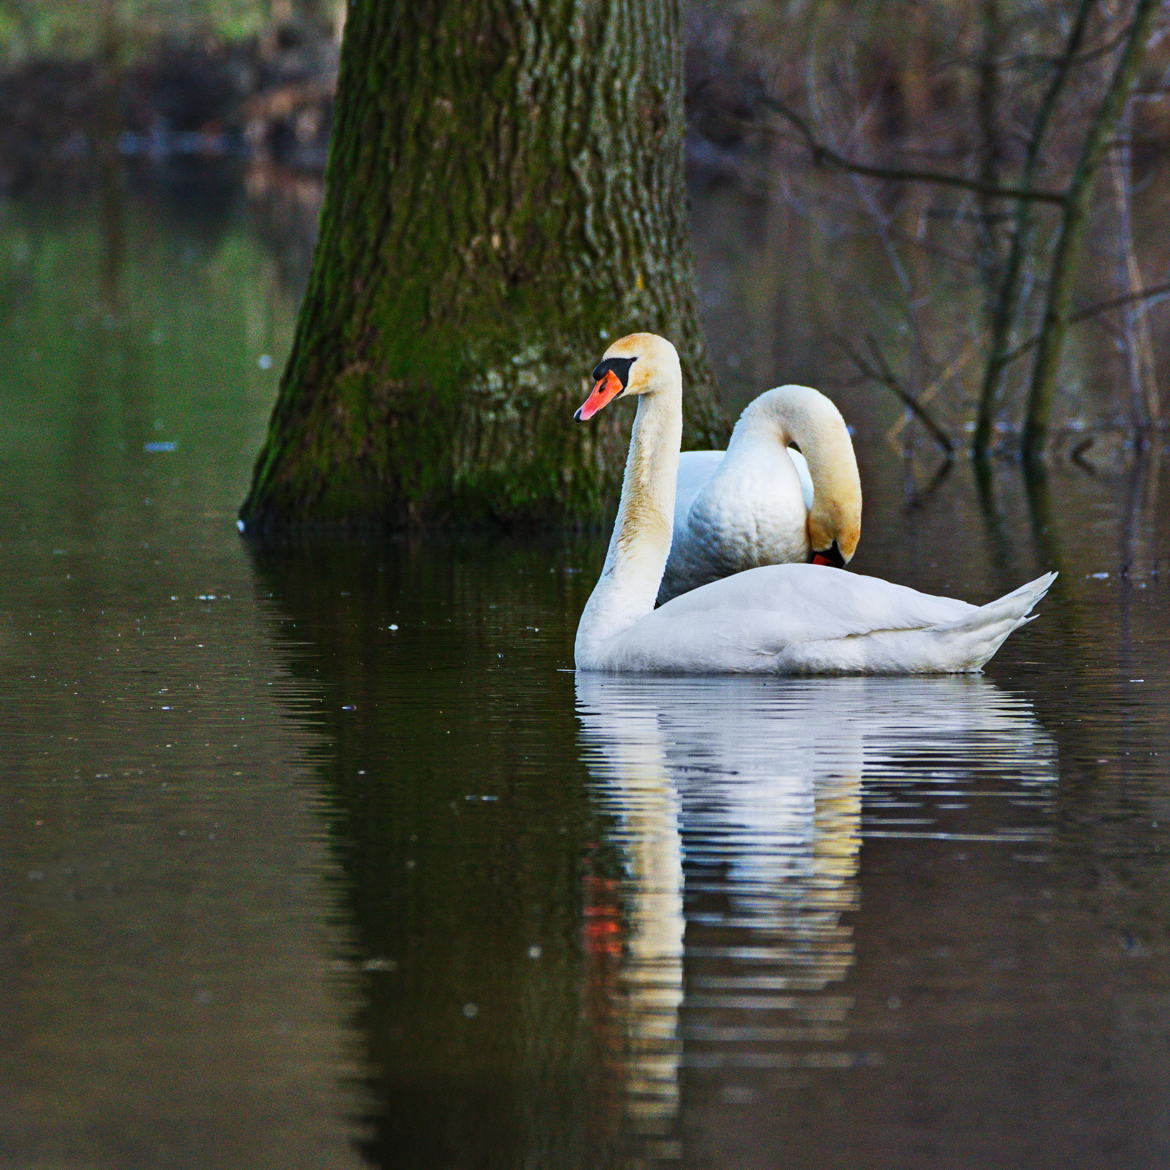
[1023,0,1164,454]
[760,97,1069,206]
[937,12,1143,78]
[973,0,1099,454]
[999,279,1170,367]
[836,334,955,457]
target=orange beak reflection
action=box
[574,370,624,421]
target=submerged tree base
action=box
[240,319,724,535]
[240,0,724,534]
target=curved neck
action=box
[729,384,860,516]
[577,384,682,659]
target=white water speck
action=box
[462,1003,479,1019]
[362,957,398,973]
[258,353,274,369]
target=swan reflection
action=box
[575,673,1055,1160]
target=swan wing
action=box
[587,564,1056,676]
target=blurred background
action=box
[2,7,1169,1168]
[3,0,1168,456]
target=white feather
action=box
[660,385,860,603]
[574,334,1055,676]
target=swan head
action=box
[574,333,680,421]
[808,501,860,567]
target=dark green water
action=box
[1,167,1168,1169]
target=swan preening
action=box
[660,383,861,603]
[574,333,1055,675]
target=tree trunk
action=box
[240,0,724,533]
[1022,0,1161,459]
[971,0,1094,457]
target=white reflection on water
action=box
[575,673,1055,1159]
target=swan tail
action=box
[932,571,1058,671]
[790,570,1057,674]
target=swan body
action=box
[574,333,1054,676]
[660,384,861,603]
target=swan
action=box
[659,383,861,603]
[573,332,1055,675]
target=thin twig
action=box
[760,97,1069,206]
[998,279,1170,367]
[1109,100,1161,432]
[937,20,1139,76]
[836,334,955,457]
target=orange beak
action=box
[574,370,624,421]
[810,540,846,568]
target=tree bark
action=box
[240,0,724,533]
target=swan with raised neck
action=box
[573,332,1056,675]
[574,332,683,667]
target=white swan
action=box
[659,384,861,603]
[574,333,1055,675]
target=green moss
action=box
[241,0,725,535]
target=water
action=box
[1,165,1168,1169]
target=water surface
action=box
[1,167,1168,1168]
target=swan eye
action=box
[591,356,636,389]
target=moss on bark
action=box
[241,0,724,533]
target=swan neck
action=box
[577,387,682,660]
[731,385,860,508]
